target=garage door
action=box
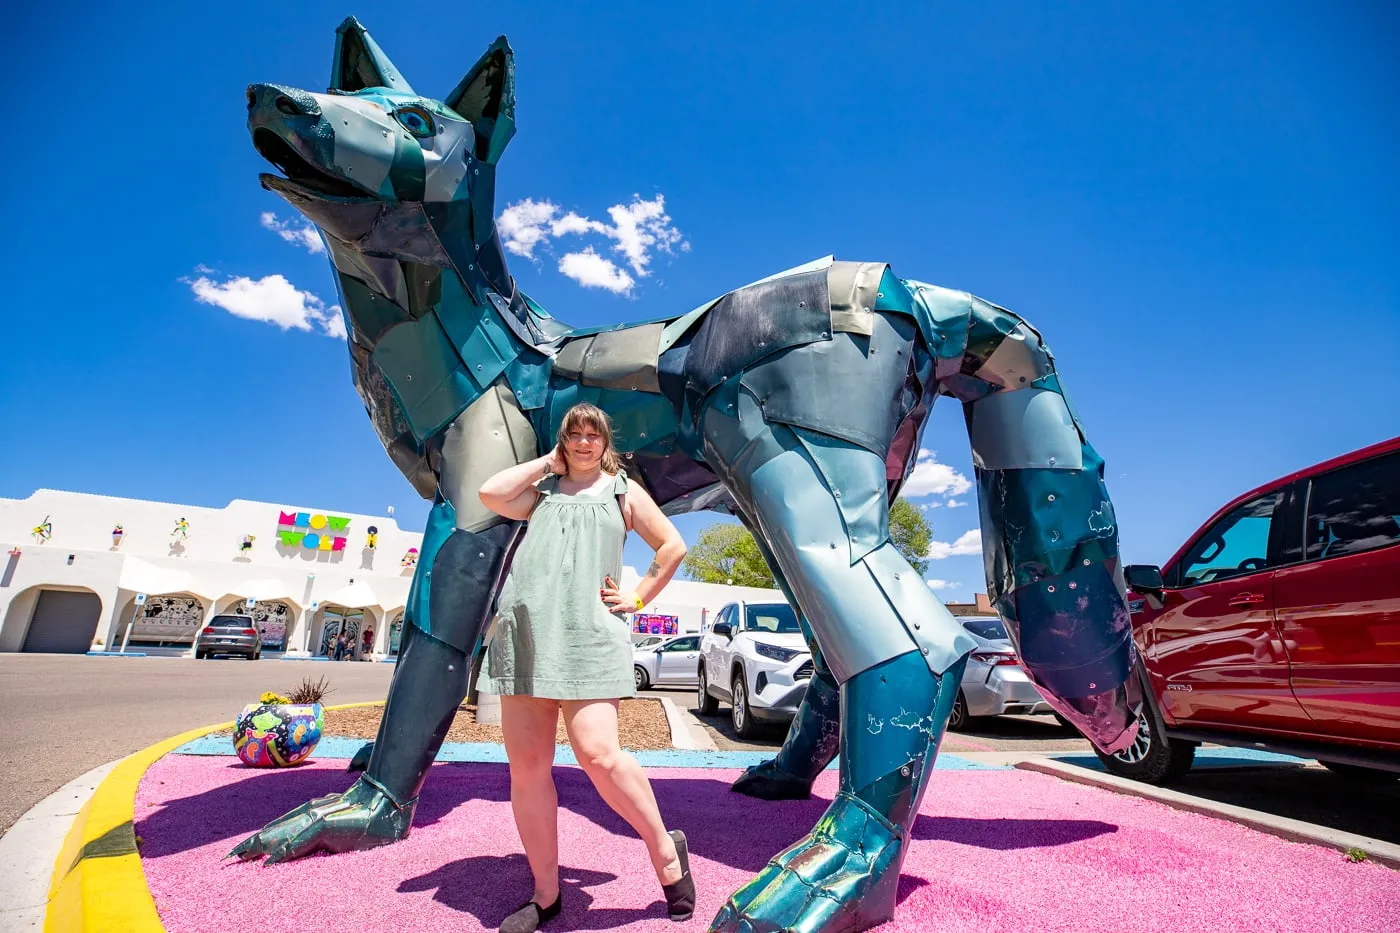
[22,590,102,653]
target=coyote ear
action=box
[330,17,415,94]
[444,37,516,164]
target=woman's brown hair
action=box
[557,403,622,476]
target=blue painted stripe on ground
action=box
[172,734,1002,770]
[86,651,148,657]
[1052,746,1308,771]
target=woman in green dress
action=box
[478,402,694,932]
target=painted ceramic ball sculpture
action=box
[234,702,325,767]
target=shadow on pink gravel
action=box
[136,760,1118,867]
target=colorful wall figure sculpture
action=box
[232,19,1140,933]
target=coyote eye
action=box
[393,107,435,138]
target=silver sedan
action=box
[633,634,701,690]
[948,616,1052,729]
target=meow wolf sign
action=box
[277,511,350,551]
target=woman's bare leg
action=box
[561,699,681,885]
[501,695,563,906]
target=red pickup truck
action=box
[1103,436,1400,783]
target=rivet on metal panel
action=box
[1050,531,1061,541]
[406,374,413,381]
[468,264,474,270]
[833,488,841,498]
[1089,682,1097,689]
[1046,584,1055,593]
[862,307,871,313]
[493,431,500,437]
[914,622,920,629]
[626,453,634,458]
[425,571,432,578]
[1084,559,1092,566]
[894,574,900,581]
[640,432,647,439]
[921,647,929,655]
[820,332,829,338]
[1048,456,1056,465]
[1069,582,1078,589]
[877,293,884,298]
[799,301,806,308]
[829,543,837,549]
[1047,494,1056,502]
[900,766,910,777]
[476,365,483,371]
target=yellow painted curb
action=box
[44,701,386,932]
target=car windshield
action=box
[961,617,1008,640]
[209,616,252,629]
[745,604,801,634]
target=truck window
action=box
[1305,451,1400,561]
[1178,492,1281,586]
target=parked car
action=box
[633,634,701,690]
[1109,436,1400,783]
[697,601,813,738]
[194,614,263,660]
[948,616,1053,730]
[633,635,666,650]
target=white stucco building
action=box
[0,489,423,658]
[0,488,790,659]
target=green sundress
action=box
[481,469,635,700]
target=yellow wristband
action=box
[631,593,644,611]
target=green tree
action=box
[681,523,775,587]
[889,497,933,576]
[684,498,937,586]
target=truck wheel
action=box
[732,671,760,739]
[948,690,970,732]
[696,665,719,715]
[1095,687,1195,784]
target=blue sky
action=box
[3,2,1396,600]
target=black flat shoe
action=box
[500,895,561,933]
[662,829,696,922]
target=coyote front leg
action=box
[231,384,536,863]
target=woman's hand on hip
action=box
[600,575,642,613]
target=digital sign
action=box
[633,613,678,636]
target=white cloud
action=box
[497,193,686,290]
[260,211,325,254]
[925,579,959,591]
[497,198,562,258]
[559,249,635,294]
[946,498,969,509]
[927,528,982,560]
[188,272,345,338]
[903,449,973,498]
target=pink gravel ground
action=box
[136,755,1400,933]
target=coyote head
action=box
[246,17,514,282]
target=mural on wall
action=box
[242,600,292,651]
[366,526,378,549]
[31,517,52,543]
[171,517,190,540]
[130,595,204,643]
[240,534,256,556]
[633,613,680,636]
[111,524,124,548]
[276,511,350,553]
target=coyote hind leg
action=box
[702,391,973,933]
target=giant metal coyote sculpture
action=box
[234,18,1140,933]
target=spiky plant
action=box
[285,676,333,705]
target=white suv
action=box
[697,601,813,737]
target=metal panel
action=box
[827,261,886,336]
[974,321,1055,390]
[370,317,479,443]
[738,311,916,457]
[581,322,664,392]
[551,334,594,380]
[967,387,1084,471]
[790,426,889,564]
[682,269,831,400]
